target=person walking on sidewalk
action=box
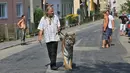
[17,15,27,45]
[119,12,128,36]
[102,11,109,48]
[106,10,115,46]
[38,5,60,70]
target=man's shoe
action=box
[21,43,23,45]
[23,43,28,45]
[51,66,58,70]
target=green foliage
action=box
[120,0,130,13]
[65,14,78,24]
[34,7,44,29]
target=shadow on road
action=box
[63,62,130,73]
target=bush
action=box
[65,14,78,24]
[34,7,44,29]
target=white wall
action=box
[73,0,80,14]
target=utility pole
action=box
[30,0,34,33]
[88,0,90,17]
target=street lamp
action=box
[30,0,34,33]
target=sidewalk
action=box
[0,36,37,50]
[0,19,103,51]
[119,35,130,63]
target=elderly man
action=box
[38,5,60,70]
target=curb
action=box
[0,39,37,51]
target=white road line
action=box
[74,39,82,47]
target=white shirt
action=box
[108,15,114,28]
[37,15,60,43]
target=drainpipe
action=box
[88,0,90,17]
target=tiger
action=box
[61,33,76,70]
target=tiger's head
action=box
[64,33,76,47]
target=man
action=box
[106,10,115,45]
[102,11,109,48]
[38,5,60,70]
[17,15,27,45]
[119,12,128,36]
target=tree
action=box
[34,7,44,29]
[121,0,130,13]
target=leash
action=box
[56,30,65,37]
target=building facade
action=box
[0,0,27,24]
[45,0,73,18]
[0,0,41,40]
[0,0,41,25]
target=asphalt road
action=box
[0,20,129,73]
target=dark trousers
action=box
[46,41,58,67]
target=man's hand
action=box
[38,30,43,42]
[38,36,42,42]
[112,27,115,32]
[58,27,61,32]
[103,28,106,32]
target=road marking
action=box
[74,39,82,47]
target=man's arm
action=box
[37,17,44,41]
[17,19,22,28]
[38,30,43,41]
[111,16,115,30]
[56,15,61,32]
[103,15,108,31]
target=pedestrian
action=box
[17,15,27,45]
[119,12,129,36]
[127,18,130,37]
[37,5,60,70]
[106,10,115,45]
[102,11,109,48]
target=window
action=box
[16,3,23,17]
[0,3,7,19]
